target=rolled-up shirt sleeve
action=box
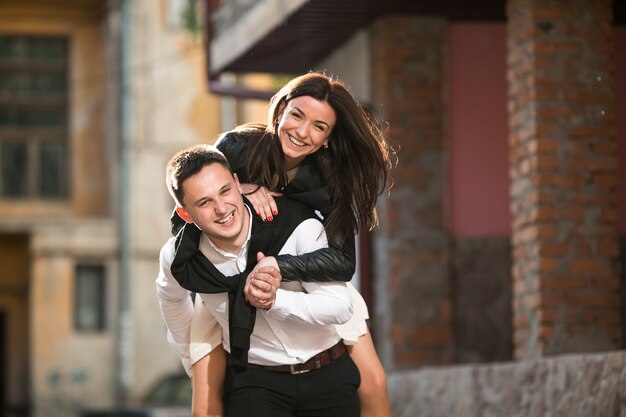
[335,283,369,345]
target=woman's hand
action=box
[240,183,283,221]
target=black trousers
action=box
[224,353,361,417]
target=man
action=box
[156,144,360,417]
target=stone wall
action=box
[452,237,513,363]
[389,350,626,417]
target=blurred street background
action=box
[0,0,625,416]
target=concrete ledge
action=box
[389,350,626,417]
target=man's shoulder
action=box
[159,236,177,267]
[247,197,323,251]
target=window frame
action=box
[0,33,71,201]
[74,263,107,333]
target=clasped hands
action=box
[244,252,281,310]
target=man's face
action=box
[179,163,247,252]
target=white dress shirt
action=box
[156,207,354,372]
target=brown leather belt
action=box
[249,342,347,375]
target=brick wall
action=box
[507,0,620,358]
[370,16,453,368]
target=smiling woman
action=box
[218,72,393,240]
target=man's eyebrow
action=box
[192,183,231,206]
[193,196,210,206]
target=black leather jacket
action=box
[170,131,355,282]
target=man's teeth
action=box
[216,213,234,224]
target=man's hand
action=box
[244,252,281,310]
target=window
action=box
[0,34,69,199]
[75,264,106,332]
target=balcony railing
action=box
[211,0,259,37]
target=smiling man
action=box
[156,144,360,417]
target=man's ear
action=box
[175,207,193,224]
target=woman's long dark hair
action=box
[235,72,394,241]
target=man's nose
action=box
[214,198,227,213]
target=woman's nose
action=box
[296,123,308,137]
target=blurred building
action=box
[0,1,234,416]
[203,0,626,414]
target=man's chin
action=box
[214,224,242,239]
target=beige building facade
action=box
[0,1,227,416]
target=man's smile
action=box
[215,211,235,225]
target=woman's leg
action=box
[191,344,227,417]
[347,330,391,417]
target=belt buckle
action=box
[289,364,310,375]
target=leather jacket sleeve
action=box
[215,132,248,177]
[275,232,356,282]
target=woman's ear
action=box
[175,207,193,224]
[275,101,287,126]
[277,100,286,116]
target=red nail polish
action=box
[268,216,273,222]
[273,210,278,216]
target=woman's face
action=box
[277,95,336,170]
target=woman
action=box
[177,72,393,417]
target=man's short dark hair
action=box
[165,144,232,206]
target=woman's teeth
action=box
[289,135,306,147]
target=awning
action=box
[206,0,508,77]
